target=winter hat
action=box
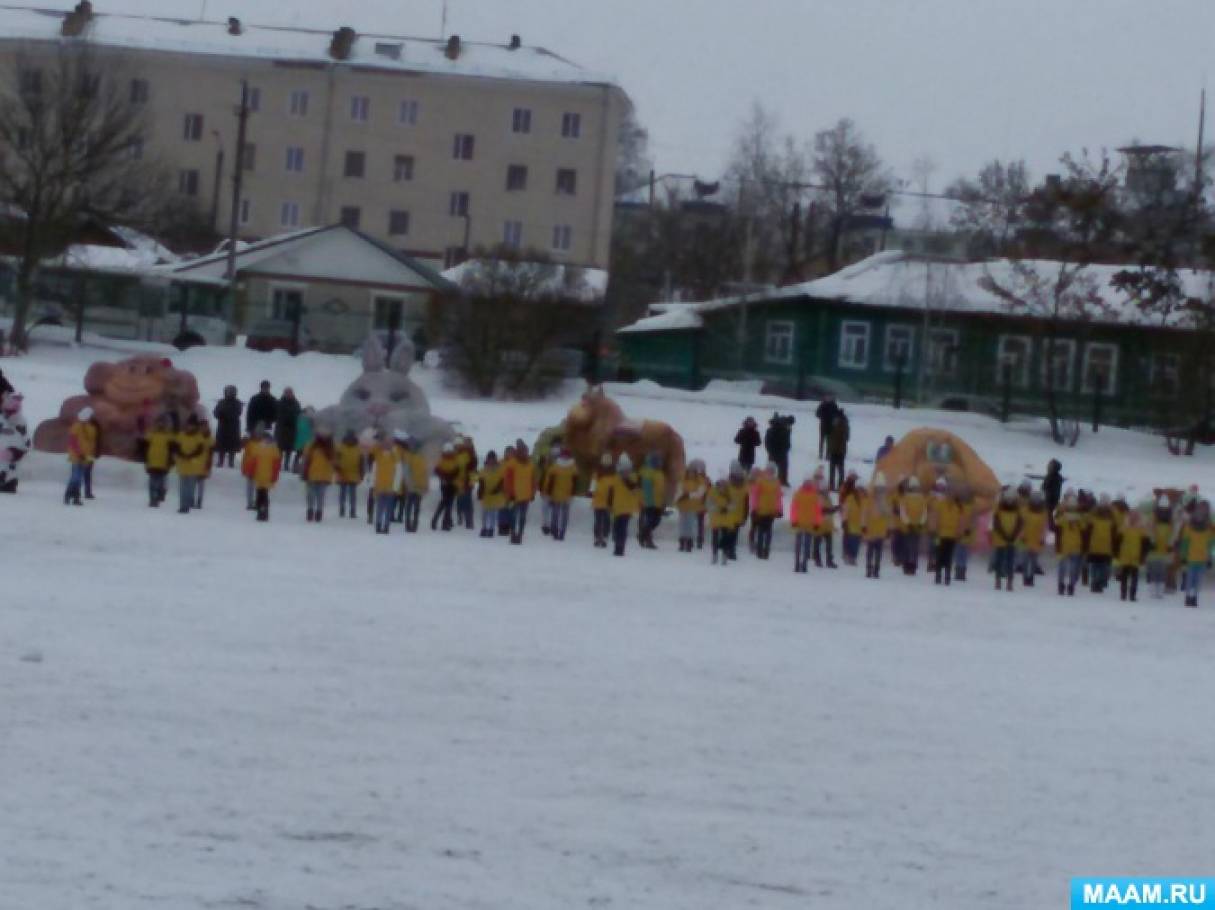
[1157,495,1171,509]
[441,442,455,454]
[907,477,920,491]
[617,453,633,472]
[78,407,94,421]
[934,477,948,491]
[392,429,410,443]
[689,459,706,473]
[599,452,613,468]
[873,471,887,488]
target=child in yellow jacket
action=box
[790,474,823,573]
[243,427,281,522]
[1116,509,1148,602]
[606,453,641,557]
[543,450,578,542]
[141,414,175,508]
[477,450,507,538]
[335,430,364,520]
[174,415,210,515]
[1017,491,1049,587]
[862,473,892,579]
[370,433,400,534]
[675,459,708,554]
[591,453,615,549]
[840,475,865,567]
[707,477,734,566]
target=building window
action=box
[388,210,411,236]
[178,169,200,197]
[996,335,1033,389]
[393,154,415,182]
[561,112,582,138]
[280,201,301,228]
[1081,342,1119,395]
[506,164,528,191]
[339,206,361,230]
[344,150,366,178]
[399,99,419,125]
[926,328,960,378]
[1041,338,1076,393]
[373,296,405,331]
[552,224,572,252]
[839,321,871,370]
[453,133,475,160]
[764,321,795,366]
[444,246,467,269]
[350,95,370,122]
[556,168,578,195]
[247,86,261,112]
[375,42,402,60]
[512,107,532,134]
[883,325,915,372]
[270,286,303,320]
[240,142,256,173]
[239,198,252,225]
[289,89,309,117]
[503,220,523,249]
[1149,352,1180,397]
[183,113,203,141]
[285,146,305,173]
[449,191,470,217]
[129,78,149,104]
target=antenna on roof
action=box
[199,0,207,21]
[440,0,448,39]
[1196,85,1207,197]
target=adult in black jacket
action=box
[275,388,302,469]
[246,381,278,435]
[212,385,244,467]
[0,369,13,400]
[764,413,795,486]
[734,417,761,470]
[1042,459,1064,529]
[816,395,841,459]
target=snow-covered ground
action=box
[3,340,1215,908]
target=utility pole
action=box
[1196,87,1207,196]
[225,79,251,284]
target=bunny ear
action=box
[363,334,386,372]
[388,337,416,374]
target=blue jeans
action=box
[954,544,970,572]
[178,476,198,512]
[795,531,813,568]
[65,463,85,501]
[843,533,862,562]
[993,546,1016,579]
[1021,550,1040,582]
[1184,564,1205,599]
[512,501,530,539]
[246,477,255,509]
[338,483,357,516]
[551,501,570,539]
[482,507,498,534]
[148,471,167,504]
[678,511,697,541]
[865,539,884,575]
[1058,554,1082,589]
[306,482,328,515]
[374,492,396,532]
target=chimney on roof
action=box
[329,26,357,61]
[61,0,94,38]
[445,35,461,60]
[509,34,521,50]
[227,16,242,36]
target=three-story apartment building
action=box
[0,4,628,272]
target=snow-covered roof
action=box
[617,251,1215,334]
[443,258,608,304]
[617,303,703,334]
[0,5,616,88]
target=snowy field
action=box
[4,339,1215,908]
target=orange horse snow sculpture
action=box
[875,428,1001,514]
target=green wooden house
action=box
[617,252,1212,428]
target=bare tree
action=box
[437,246,592,398]
[614,105,653,198]
[811,117,893,271]
[947,158,1032,257]
[0,46,157,349]
[979,151,1123,443]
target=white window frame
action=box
[398,99,418,126]
[453,133,475,160]
[279,201,301,229]
[449,192,470,217]
[556,168,578,196]
[268,282,305,320]
[372,295,405,331]
[344,150,366,179]
[285,146,305,173]
[288,89,309,118]
[1041,338,1076,393]
[388,210,411,237]
[996,335,1033,389]
[513,107,532,134]
[1081,342,1119,395]
[838,320,871,370]
[561,112,582,138]
[506,164,528,192]
[764,320,795,366]
[182,113,203,141]
[551,224,572,252]
[1149,352,1181,398]
[350,95,370,123]
[177,169,200,197]
[883,324,915,372]
[926,328,960,379]
[503,220,523,249]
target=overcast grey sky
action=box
[34,0,1215,191]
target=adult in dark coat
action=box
[816,395,841,459]
[0,369,13,400]
[734,417,761,471]
[1042,459,1064,529]
[212,385,244,467]
[275,387,302,469]
[246,381,278,435]
[763,413,795,486]
[827,412,850,491]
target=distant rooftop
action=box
[0,4,618,88]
